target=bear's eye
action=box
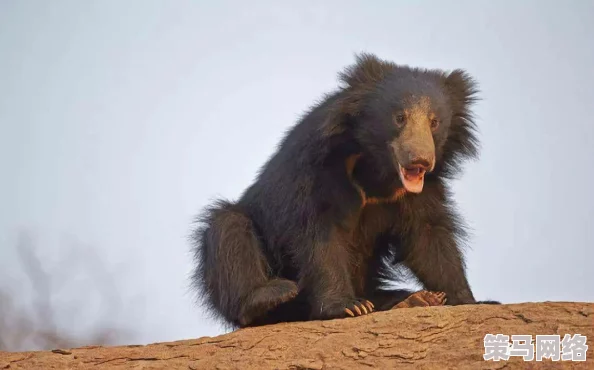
[394,114,405,127]
[430,118,440,131]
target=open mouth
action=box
[398,164,427,193]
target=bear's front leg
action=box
[403,224,476,305]
[397,184,502,306]
[398,187,478,305]
[298,227,374,320]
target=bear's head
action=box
[329,53,480,193]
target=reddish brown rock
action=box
[1,302,592,369]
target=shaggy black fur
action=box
[191,53,499,329]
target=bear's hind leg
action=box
[238,278,298,326]
[193,200,298,327]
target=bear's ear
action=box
[321,53,396,137]
[338,53,394,88]
[439,69,481,176]
[444,69,479,116]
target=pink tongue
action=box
[398,165,425,193]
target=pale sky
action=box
[1,0,592,347]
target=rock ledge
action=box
[1,302,592,369]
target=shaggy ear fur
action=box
[321,53,396,136]
[439,69,481,178]
[338,53,396,88]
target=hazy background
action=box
[1,0,593,350]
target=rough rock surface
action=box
[1,302,592,369]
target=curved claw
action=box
[360,303,368,315]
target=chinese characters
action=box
[484,334,588,362]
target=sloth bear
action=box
[191,53,498,328]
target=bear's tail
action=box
[191,199,298,327]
